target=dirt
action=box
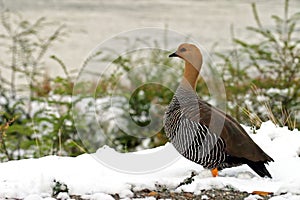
[69,188,274,200]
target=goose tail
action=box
[247,161,272,178]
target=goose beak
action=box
[169,52,178,57]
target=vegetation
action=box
[216,0,300,130]
[80,45,185,152]
[0,0,299,160]
[0,11,86,161]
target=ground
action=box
[0,121,300,200]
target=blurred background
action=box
[1,0,299,76]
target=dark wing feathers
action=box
[186,99,273,163]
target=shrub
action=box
[216,0,300,130]
[92,44,183,152]
[0,11,86,161]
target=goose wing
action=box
[185,99,273,162]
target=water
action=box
[1,0,299,77]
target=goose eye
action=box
[180,48,186,52]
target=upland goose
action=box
[164,43,273,178]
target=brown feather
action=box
[168,43,273,178]
[196,99,273,162]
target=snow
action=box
[24,194,44,200]
[267,88,289,96]
[82,193,115,200]
[244,194,263,200]
[56,192,70,200]
[0,121,300,199]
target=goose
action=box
[164,43,273,178]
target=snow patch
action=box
[0,121,300,199]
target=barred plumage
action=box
[164,43,274,178]
[164,86,227,169]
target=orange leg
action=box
[252,191,273,196]
[211,168,218,177]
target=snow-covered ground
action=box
[0,121,300,200]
